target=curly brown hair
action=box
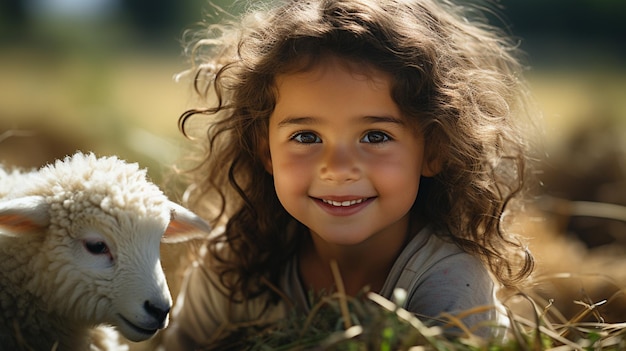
[176,0,536,303]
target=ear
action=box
[162,201,212,243]
[0,196,50,237]
[258,134,273,175]
[421,156,442,177]
[421,137,444,177]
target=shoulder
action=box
[384,226,482,294]
[384,226,497,326]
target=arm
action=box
[160,261,287,350]
[160,262,230,350]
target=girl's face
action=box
[266,56,438,247]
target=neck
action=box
[299,215,423,296]
[0,243,91,351]
[2,313,89,351]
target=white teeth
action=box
[322,198,365,207]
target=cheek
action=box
[370,153,422,201]
[382,169,420,198]
[271,157,314,199]
[379,172,421,219]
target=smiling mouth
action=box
[320,198,370,207]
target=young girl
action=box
[162,0,536,348]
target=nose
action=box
[144,300,171,327]
[320,142,361,183]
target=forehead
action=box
[273,55,396,114]
[276,54,392,88]
[272,54,399,122]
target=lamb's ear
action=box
[162,201,212,243]
[0,195,50,237]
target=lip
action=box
[313,196,375,216]
[118,314,159,336]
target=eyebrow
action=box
[362,115,406,125]
[276,116,319,128]
[276,115,405,128]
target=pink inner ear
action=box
[165,220,198,236]
[0,214,42,233]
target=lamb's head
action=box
[0,153,211,343]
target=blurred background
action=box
[1,0,625,323]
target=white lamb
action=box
[0,152,211,351]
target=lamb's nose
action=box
[144,300,170,326]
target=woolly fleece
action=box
[0,152,175,350]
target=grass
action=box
[10,283,626,351]
[196,286,626,351]
[192,259,626,351]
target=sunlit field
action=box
[0,49,187,178]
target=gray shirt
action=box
[161,225,502,350]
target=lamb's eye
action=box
[84,240,109,255]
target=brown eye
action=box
[361,131,390,143]
[291,131,321,144]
